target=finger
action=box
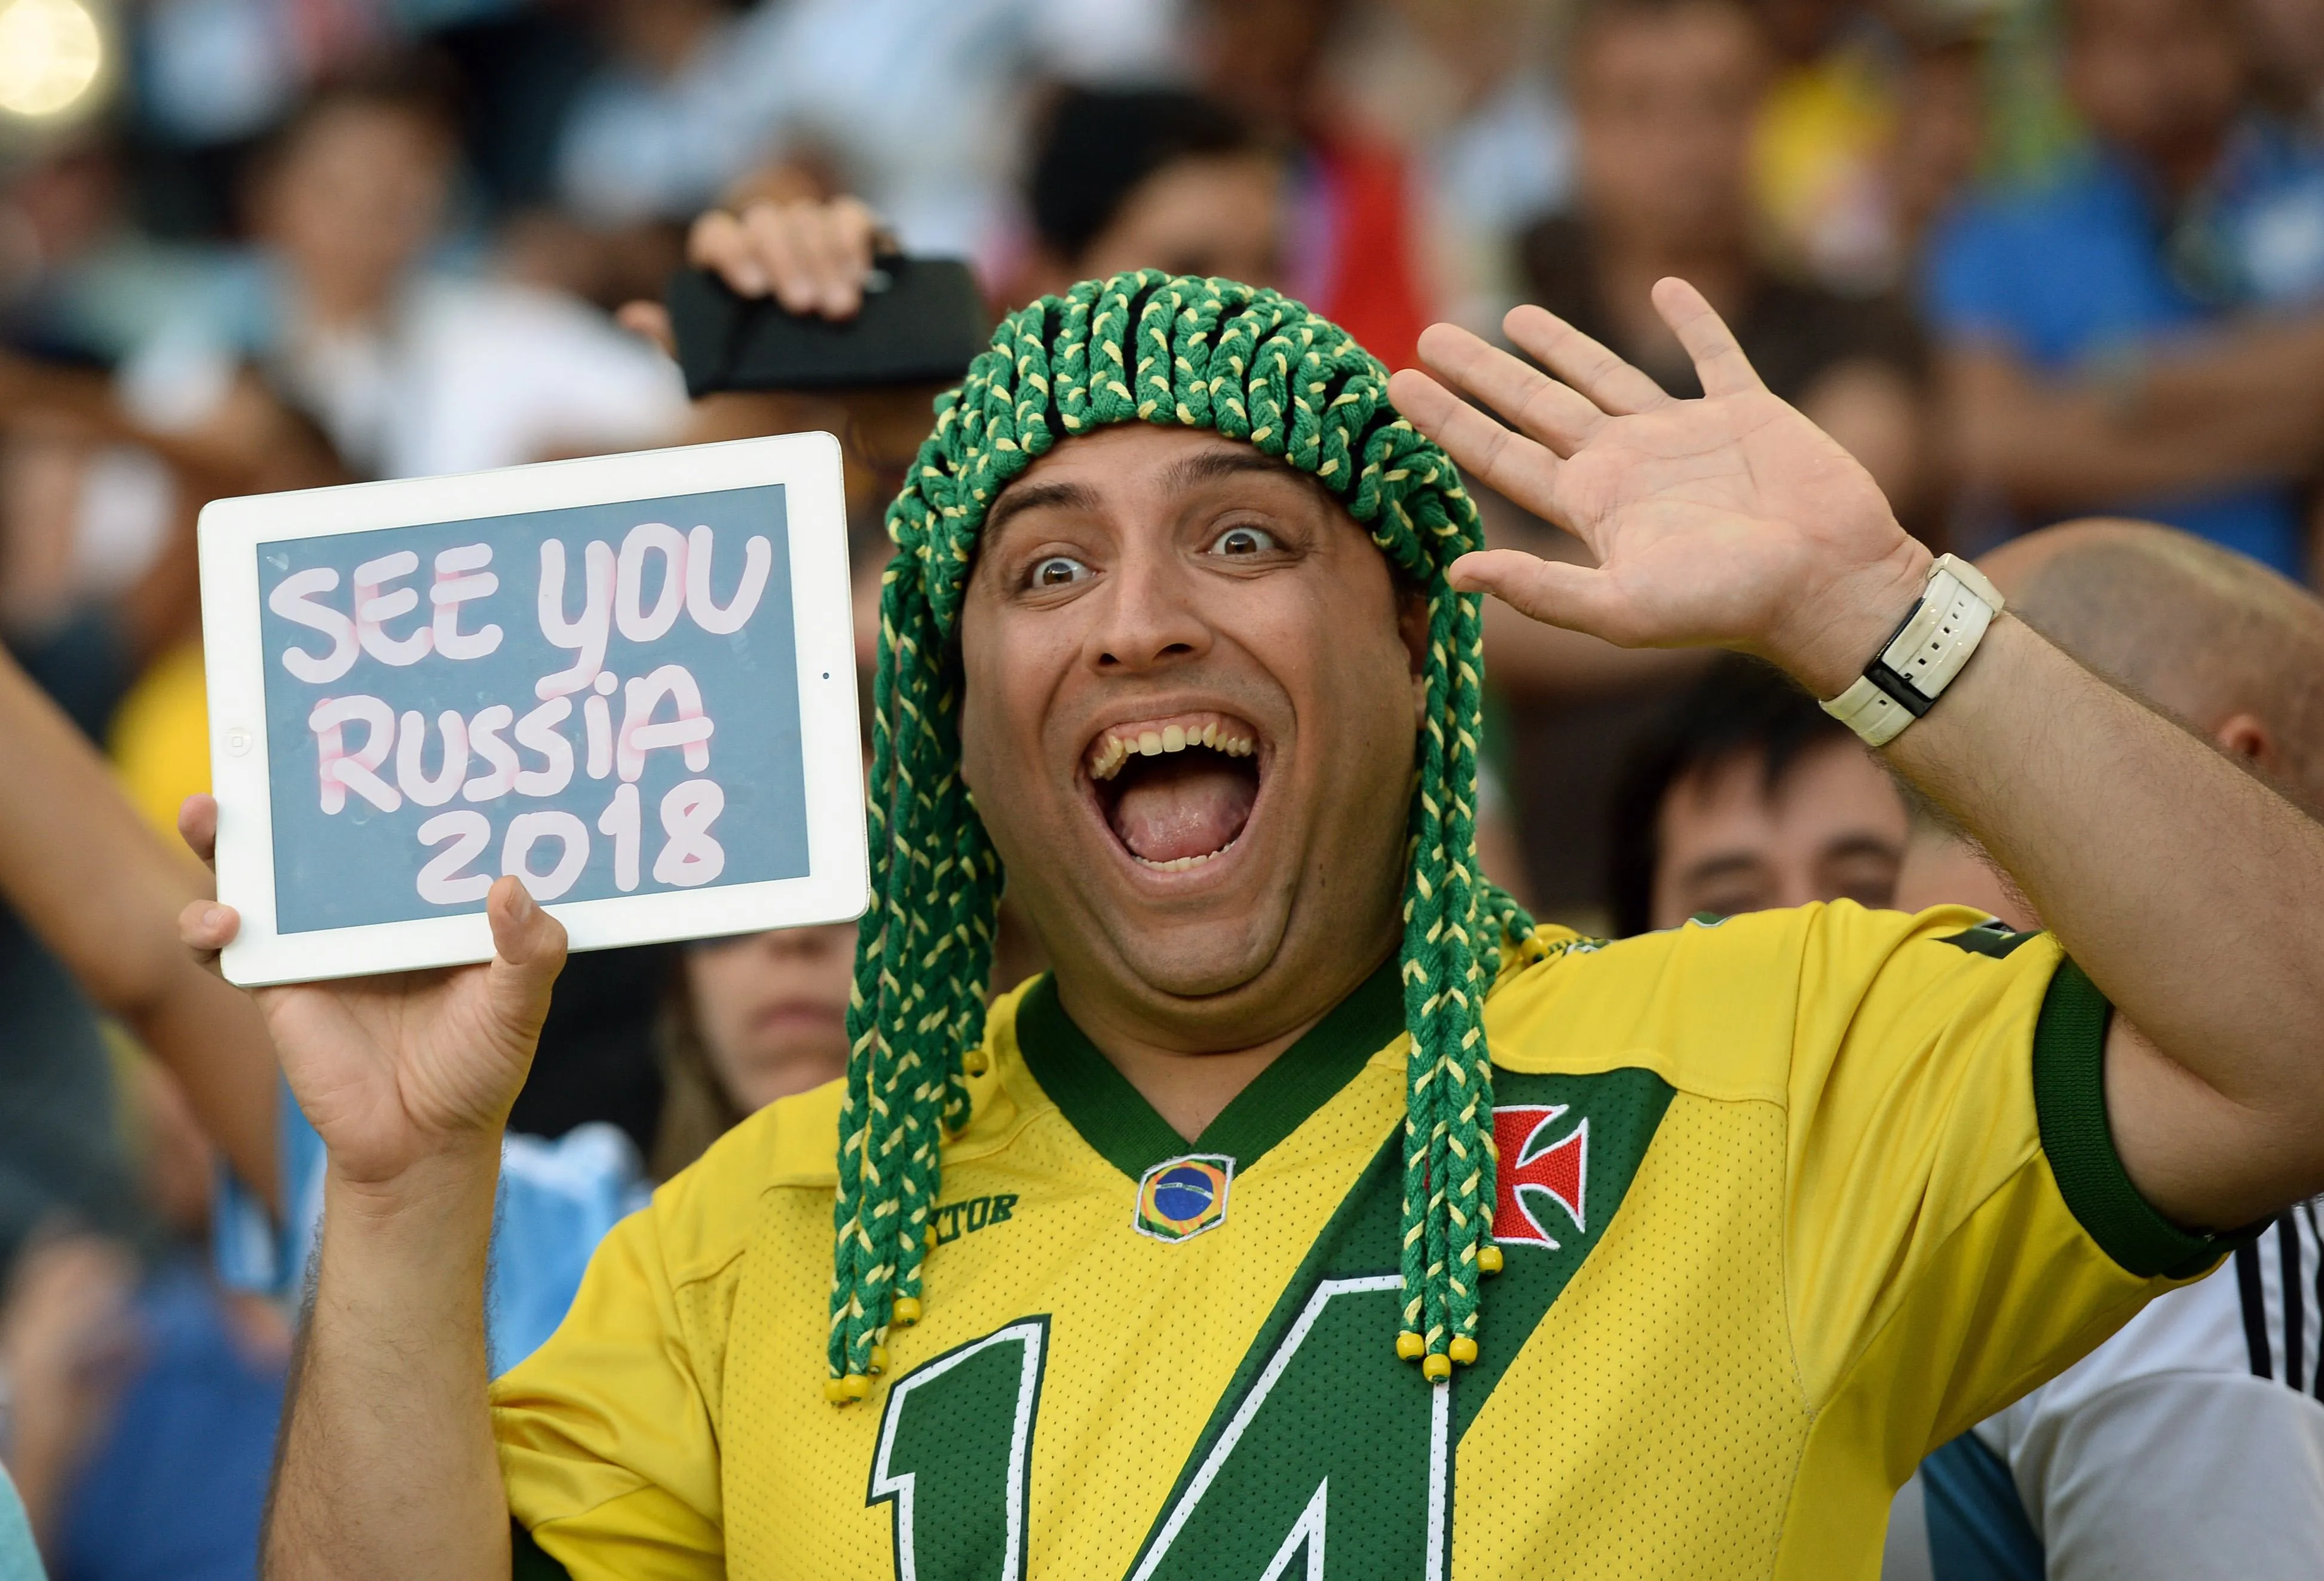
[485,877,568,1037]
[179,897,239,973]
[1449,550,1646,647]
[1502,304,1668,415]
[1651,277,1765,399]
[687,210,768,296]
[615,301,676,358]
[1388,367,1571,521]
[798,216,861,318]
[1413,323,1607,455]
[742,202,820,315]
[816,197,883,318]
[177,793,218,872]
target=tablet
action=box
[197,433,867,986]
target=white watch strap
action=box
[1822,672,1917,747]
[1821,554,2004,747]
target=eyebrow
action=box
[1817,834,1903,863]
[1678,853,1768,889]
[981,445,1306,542]
[984,479,1104,540]
[1156,447,1303,495]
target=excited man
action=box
[220,269,2324,1580]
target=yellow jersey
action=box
[494,903,2226,1580]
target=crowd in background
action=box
[1,0,2322,1576]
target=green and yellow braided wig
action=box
[828,269,1537,1401]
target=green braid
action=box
[827,270,1535,1399]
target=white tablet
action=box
[197,433,868,986]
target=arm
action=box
[0,1236,139,1546]
[2016,1371,2324,1579]
[0,644,279,1206]
[247,195,884,1579]
[1941,317,2324,513]
[1392,283,2324,1230]
[167,838,567,1581]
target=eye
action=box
[1208,524,1278,558]
[1028,554,1091,589]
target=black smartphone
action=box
[665,255,993,400]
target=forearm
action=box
[0,646,280,1203]
[1876,617,2324,1218]
[267,1145,511,1581]
[1943,348,2324,511]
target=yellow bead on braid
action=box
[824,271,1535,1399]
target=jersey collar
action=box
[1011,956,1406,1181]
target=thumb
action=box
[615,300,677,359]
[484,877,567,1046]
[1450,550,1639,644]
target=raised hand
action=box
[616,195,889,354]
[1388,278,1931,697]
[176,794,566,1186]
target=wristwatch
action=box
[1820,553,2005,747]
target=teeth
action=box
[1085,719,1259,780]
[1135,839,1237,872]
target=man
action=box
[1607,654,1906,937]
[1489,0,1924,912]
[1522,0,1926,511]
[1925,0,2324,577]
[118,65,687,485]
[1881,519,2324,1581]
[211,262,2324,1581]
[1011,88,1281,302]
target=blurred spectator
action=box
[0,906,136,1280]
[0,1057,289,1581]
[648,924,856,1178]
[118,63,687,483]
[1336,0,1575,327]
[1189,0,1437,364]
[1606,653,1906,937]
[1011,87,1282,300]
[1485,0,1922,920]
[1750,0,1903,291]
[1523,0,1927,509]
[0,137,213,369]
[551,0,768,231]
[0,1469,34,1581]
[1925,0,2324,578]
[1878,518,2324,1581]
[546,0,1177,271]
[2241,0,2324,133]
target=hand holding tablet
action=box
[196,433,867,985]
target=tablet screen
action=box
[256,483,808,932]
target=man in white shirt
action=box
[121,68,687,483]
[1884,516,2324,1580]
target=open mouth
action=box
[1085,713,1263,872]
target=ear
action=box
[1399,586,1431,728]
[2213,712,2279,774]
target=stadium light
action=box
[0,0,105,120]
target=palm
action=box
[1390,283,1927,690]
[255,960,542,1185]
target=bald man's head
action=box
[1982,519,2324,808]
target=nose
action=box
[1090,545,1211,674]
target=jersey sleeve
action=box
[490,1187,734,1581]
[1777,905,2235,1465]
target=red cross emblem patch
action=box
[1492,1104,1588,1249]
